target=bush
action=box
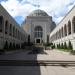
[60,43,64,49]
[53,44,55,48]
[9,42,12,50]
[13,43,15,49]
[58,43,60,49]
[64,42,67,49]
[57,44,60,49]
[44,43,53,47]
[51,43,55,49]
[68,41,72,50]
[4,41,9,50]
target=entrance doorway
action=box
[36,39,40,43]
[35,38,41,44]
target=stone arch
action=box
[13,26,15,37]
[5,20,9,34]
[9,24,12,36]
[61,27,63,37]
[34,26,43,38]
[72,16,75,33]
[0,16,4,32]
[68,20,71,35]
[64,24,67,36]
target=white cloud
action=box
[1,0,75,24]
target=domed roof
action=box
[29,9,49,16]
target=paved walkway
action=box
[0,49,75,61]
[0,49,75,75]
[37,49,75,61]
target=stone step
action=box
[0,60,75,66]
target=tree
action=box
[53,44,55,48]
[64,42,67,49]
[47,35,49,44]
[68,41,72,50]
[9,42,12,50]
[61,43,64,49]
[58,43,60,49]
[57,44,59,49]
[13,43,15,49]
[28,35,30,44]
[4,41,9,50]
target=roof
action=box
[28,9,49,17]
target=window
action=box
[72,16,75,33]
[9,24,12,36]
[68,20,71,35]
[34,26,43,38]
[0,16,3,32]
[5,20,8,34]
[64,24,67,36]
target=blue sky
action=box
[0,0,75,25]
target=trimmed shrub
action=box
[4,41,9,49]
[13,43,15,49]
[58,43,60,49]
[68,41,73,50]
[44,42,53,47]
[9,42,12,50]
[57,44,58,49]
[64,42,67,49]
[53,44,55,48]
[60,43,64,49]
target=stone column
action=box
[67,25,68,36]
[71,19,73,34]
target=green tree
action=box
[4,41,9,50]
[57,44,59,49]
[61,43,64,49]
[64,42,67,49]
[58,43,60,49]
[9,42,12,50]
[68,41,72,50]
[53,44,55,48]
[13,43,15,49]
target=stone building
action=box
[0,4,27,49]
[22,9,56,45]
[50,6,75,50]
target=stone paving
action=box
[0,49,75,75]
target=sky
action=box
[0,0,75,25]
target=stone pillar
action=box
[8,22,9,36]
[67,25,68,36]
[71,19,73,34]
[3,18,5,47]
[63,26,65,37]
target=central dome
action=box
[29,9,49,16]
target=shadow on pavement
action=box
[0,47,43,75]
[28,47,47,54]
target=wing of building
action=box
[22,9,56,45]
[0,4,27,49]
[50,6,75,50]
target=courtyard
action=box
[0,49,75,75]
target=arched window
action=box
[64,24,67,36]
[34,26,43,38]
[13,26,15,37]
[0,16,3,32]
[16,29,17,38]
[56,32,57,40]
[5,20,8,34]
[61,27,63,37]
[72,16,75,33]
[68,20,71,35]
[59,29,61,38]
[9,24,12,36]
